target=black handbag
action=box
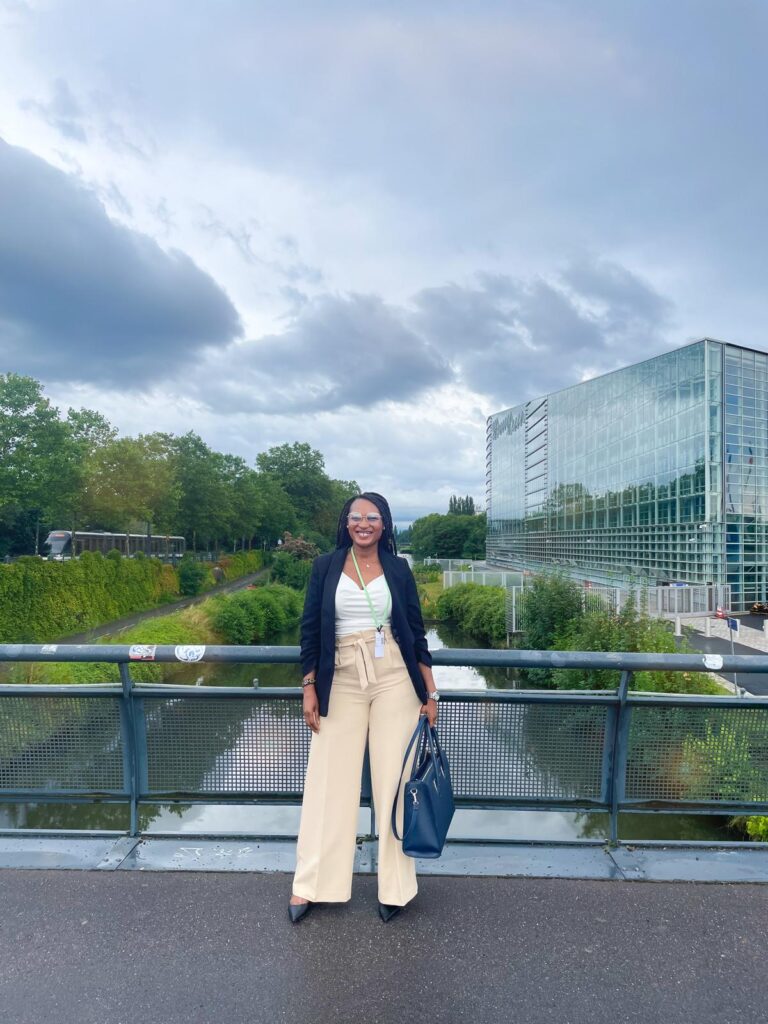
[391,717,455,858]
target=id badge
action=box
[374,629,385,658]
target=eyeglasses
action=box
[348,513,382,524]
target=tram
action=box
[43,530,186,560]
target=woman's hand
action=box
[303,684,320,733]
[420,697,438,728]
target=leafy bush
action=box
[210,584,302,644]
[218,550,264,581]
[550,599,725,694]
[270,551,314,590]
[745,817,768,841]
[178,556,211,596]
[436,583,506,646]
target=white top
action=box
[335,573,392,636]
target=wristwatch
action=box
[427,691,440,702]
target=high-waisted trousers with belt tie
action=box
[292,625,423,906]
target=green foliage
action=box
[745,817,768,841]
[436,583,507,646]
[411,563,442,582]
[411,512,486,560]
[256,441,359,540]
[178,556,211,596]
[218,550,264,580]
[270,551,314,590]
[416,580,443,619]
[520,574,584,652]
[0,552,179,643]
[448,494,476,515]
[679,721,768,800]
[0,546,266,642]
[550,597,725,694]
[517,574,585,687]
[210,584,303,644]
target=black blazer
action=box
[300,547,432,717]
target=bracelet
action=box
[302,677,316,687]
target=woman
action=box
[289,492,439,923]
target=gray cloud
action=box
[195,257,673,417]
[0,139,242,385]
[412,259,674,406]
[202,292,452,414]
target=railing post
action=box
[119,662,140,837]
[608,670,632,848]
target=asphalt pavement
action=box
[2,869,767,1024]
[686,618,768,695]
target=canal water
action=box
[0,621,735,843]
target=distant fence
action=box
[2,642,768,848]
[506,584,731,634]
[444,570,523,588]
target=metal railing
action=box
[3,644,768,847]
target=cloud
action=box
[0,139,242,385]
[412,258,674,406]
[19,78,87,142]
[201,291,453,413]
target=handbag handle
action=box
[391,717,444,841]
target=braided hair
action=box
[335,492,397,555]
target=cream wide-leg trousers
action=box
[292,626,423,906]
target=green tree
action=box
[411,512,486,560]
[0,374,83,554]
[170,432,228,551]
[448,494,476,515]
[83,433,179,541]
[256,442,331,525]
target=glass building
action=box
[486,339,768,611]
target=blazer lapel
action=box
[321,547,347,618]
[380,550,402,617]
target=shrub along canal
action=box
[0,622,735,843]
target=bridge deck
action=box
[1,859,766,1024]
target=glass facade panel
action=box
[487,339,768,610]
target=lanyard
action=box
[350,549,391,632]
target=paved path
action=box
[2,869,767,1024]
[686,615,768,695]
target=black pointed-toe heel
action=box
[289,900,312,924]
[378,902,402,922]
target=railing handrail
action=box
[1,642,767,676]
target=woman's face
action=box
[347,497,384,553]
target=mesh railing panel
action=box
[0,696,125,792]
[142,697,608,803]
[143,697,310,795]
[625,705,768,803]
[439,700,608,802]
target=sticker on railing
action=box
[41,644,58,654]
[703,654,724,670]
[174,645,206,663]
[129,644,157,661]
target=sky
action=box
[1,0,767,521]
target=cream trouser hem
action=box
[292,626,422,906]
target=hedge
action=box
[0,549,268,644]
[0,552,179,643]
